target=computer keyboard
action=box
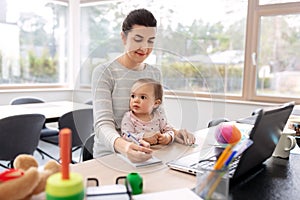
[193,155,241,178]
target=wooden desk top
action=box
[69,128,214,194]
[31,129,209,200]
[71,157,196,193]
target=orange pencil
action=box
[59,128,71,180]
[213,144,232,170]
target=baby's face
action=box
[130,83,156,115]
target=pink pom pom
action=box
[215,122,241,145]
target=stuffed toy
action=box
[0,154,61,200]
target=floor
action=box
[0,140,82,173]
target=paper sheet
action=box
[133,188,203,200]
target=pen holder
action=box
[195,167,229,200]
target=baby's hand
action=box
[157,133,172,145]
[143,132,160,145]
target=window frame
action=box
[244,0,300,104]
[2,0,300,104]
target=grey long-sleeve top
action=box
[92,59,162,157]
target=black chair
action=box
[207,118,230,128]
[10,96,45,105]
[10,97,59,160]
[81,134,95,162]
[42,108,94,163]
[0,114,45,169]
[84,99,93,105]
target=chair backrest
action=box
[58,108,94,148]
[0,114,45,161]
[207,118,230,128]
[84,99,93,105]
[10,97,45,105]
[82,134,95,162]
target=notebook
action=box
[117,153,162,167]
[167,101,295,185]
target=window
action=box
[79,0,300,103]
[80,0,248,98]
[0,0,68,86]
[2,0,300,104]
[256,15,300,98]
[248,0,300,102]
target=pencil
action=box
[214,144,232,170]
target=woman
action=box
[92,8,194,163]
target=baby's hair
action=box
[133,78,163,102]
[122,8,157,35]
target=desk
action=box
[0,101,92,122]
[68,127,300,200]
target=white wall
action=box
[163,96,269,131]
[0,90,272,131]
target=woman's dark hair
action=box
[122,8,157,34]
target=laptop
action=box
[167,101,295,185]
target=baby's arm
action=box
[158,120,175,145]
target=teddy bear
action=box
[0,154,61,200]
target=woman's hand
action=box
[115,137,153,163]
[125,142,153,163]
[174,129,195,145]
[138,139,151,148]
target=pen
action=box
[224,151,237,167]
[124,131,141,145]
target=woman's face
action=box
[122,25,156,65]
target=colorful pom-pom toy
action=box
[215,122,242,145]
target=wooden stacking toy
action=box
[46,128,84,200]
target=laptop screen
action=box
[232,101,295,181]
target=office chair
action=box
[207,118,230,128]
[84,99,93,105]
[10,96,45,105]
[0,114,45,169]
[81,134,95,162]
[41,108,94,163]
[10,97,59,160]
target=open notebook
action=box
[117,153,162,167]
[167,102,295,185]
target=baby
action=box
[121,78,174,145]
